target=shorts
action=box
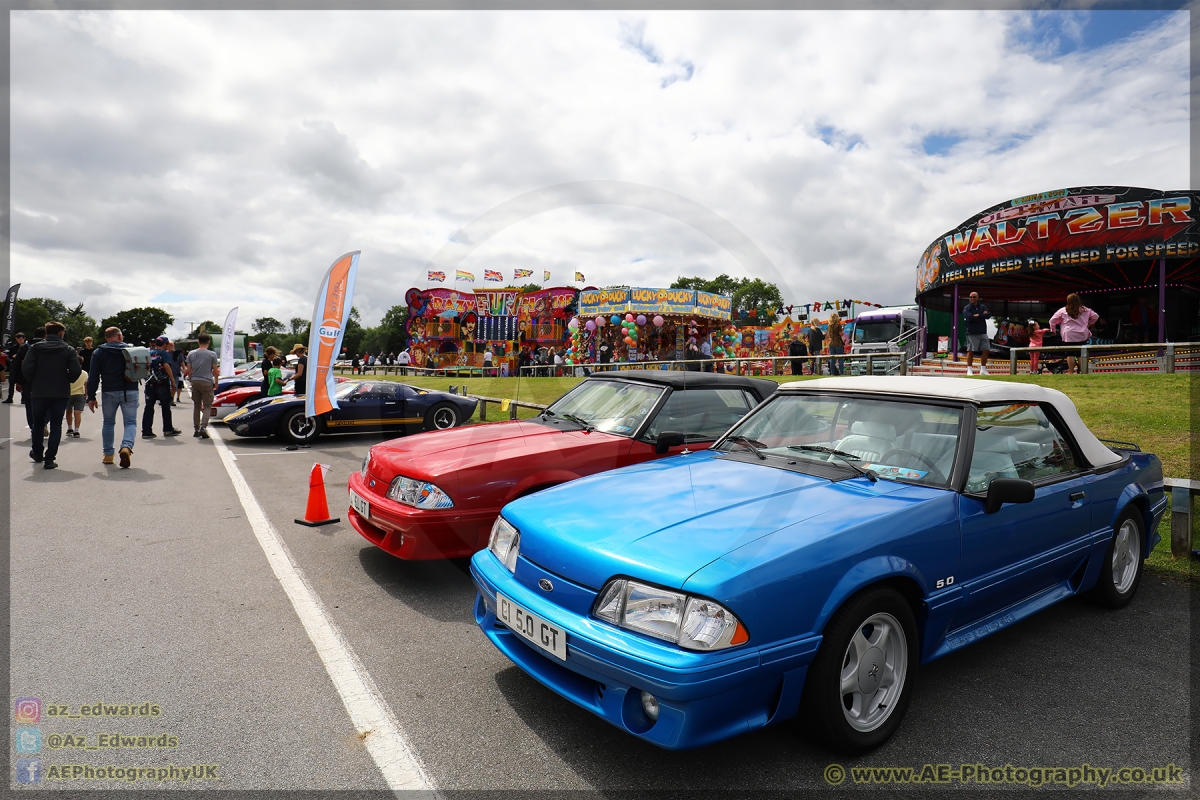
[966,334,990,353]
[67,395,86,412]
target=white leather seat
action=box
[836,420,896,463]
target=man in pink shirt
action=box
[1049,293,1099,374]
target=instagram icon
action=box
[14,698,41,724]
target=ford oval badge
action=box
[538,579,554,592]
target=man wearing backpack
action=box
[85,326,144,468]
[141,336,181,439]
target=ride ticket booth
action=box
[916,187,1200,358]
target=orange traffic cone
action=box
[295,463,340,527]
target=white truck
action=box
[850,305,921,356]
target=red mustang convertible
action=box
[347,371,777,560]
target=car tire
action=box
[800,586,919,754]
[424,402,460,431]
[279,409,322,444]
[1087,507,1144,609]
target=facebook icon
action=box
[15,758,42,784]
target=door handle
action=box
[1069,491,1085,502]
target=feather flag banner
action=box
[484,269,503,282]
[514,268,533,279]
[456,270,475,282]
[305,251,360,419]
[427,271,446,282]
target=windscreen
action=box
[717,394,962,487]
[546,380,665,436]
[853,319,901,344]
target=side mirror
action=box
[984,478,1035,514]
[655,431,686,454]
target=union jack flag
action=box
[484,269,503,282]
[514,269,533,279]
[575,272,585,283]
[427,271,446,282]
[543,270,551,282]
[455,270,474,282]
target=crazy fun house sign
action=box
[917,187,1200,294]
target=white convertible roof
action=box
[780,376,1121,467]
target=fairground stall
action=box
[916,186,1200,362]
[576,287,733,364]
[403,287,578,373]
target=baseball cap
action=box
[154,336,169,344]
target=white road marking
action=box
[209,426,436,795]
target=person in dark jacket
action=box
[22,321,81,469]
[4,332,26,402]
[805,321,825,374]
[85,326,140,468]
[79,336,95,373]
[788,335,809,376]
[16,327,45,431]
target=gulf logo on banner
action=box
[305,251,361,419]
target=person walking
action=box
[21,321,81,469]
[4,332,25,403]
[1049,293,1099,374]
[397,348,410,376]
[66,355,87,438]
[805,320,826,375]
[290,344,308,397]
[79,336,95,372]
[827,315,846,376]
[961,291,992,375]
[351,352,360,375]
[166,340,184,405]
[85,326,140,468]
[141,336,181,439]
[185,333,221,438]
[788,333,808,376]
[483,347,494,376]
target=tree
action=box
[358,326,392,356]
[98,307,175,345]
[253,316,285,335]
[289,316,308,336]
[62,303,97,347]
[518,283,542,294]
[731,279,784,327]
[670,274,746,297]
[13,298,52,338]
[341,306,366,356]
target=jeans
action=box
[101,390,139,455]
[829,344,845,376]
[29,396,69,461]
[142,382,173,433]
[191,382,215,430]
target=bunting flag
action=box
[514,268,533,279]
[219,307,238,378]
[427,271,446,283]
[575,272,585,283]
[305,251,360,419]
[543,270,551,282]
[456,270,475,282]
[484,269,503,282]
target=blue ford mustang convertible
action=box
[470,376,1167,753]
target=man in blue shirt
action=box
[142,337,181,438]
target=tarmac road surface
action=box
[7,400,1193,792]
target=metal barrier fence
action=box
[519,352,914,378]
[1006,342,1189,374]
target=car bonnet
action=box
[503,449,909,590]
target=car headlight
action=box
[386,476,454,509]
[592,579,749,651]
[360,453,370,478]
[487,516,520,572]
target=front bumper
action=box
[470,549,820,750]
[346,471,495,560]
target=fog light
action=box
[640,691,659,722]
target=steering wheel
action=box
[879,448,945,483]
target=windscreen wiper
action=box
[726,435,767,460]
[560,413,594,432]
[788,445,877,482]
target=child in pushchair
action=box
[1028,319,1068,374]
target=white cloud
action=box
[10,9,1188,337]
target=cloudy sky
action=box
[10,9,1188,337]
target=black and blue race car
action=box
[224,380,478,444]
